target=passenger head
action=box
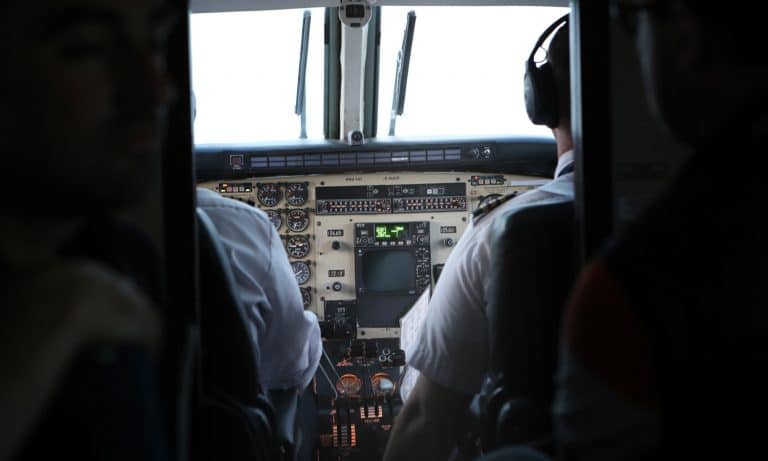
[0,0,175,218]
[612,0,768,147]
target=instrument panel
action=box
[199,138,555,460]
[199,171,547,339]
[200,169,549,461]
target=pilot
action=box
[555,1,768,459]
[384,14,574,461]
[0,0,172,459]
[195,188,322,391]
[192,94,322,393]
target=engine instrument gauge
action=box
[286,182,309,207]
[287,209,310,232]
[291,261,311,285]
[265,210,282,231]
[336,374,362,396]
[287,235,311,259]
[257,183,282,207]
[371,373,395,396]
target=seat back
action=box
[196,208,263,401]
[470,200,576,455]
[195,208,278,460]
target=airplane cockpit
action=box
[190,1,568,459]
[7,0,768,461]
[12,0,744,459]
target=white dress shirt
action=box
[197,188,322,390]
[406,151,575,395]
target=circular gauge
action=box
[265,210,282,231]
[287,209,310,233]
[286,183,309,207]
[287,235,310,259]
[371,373,395,396]
[257,183,282,207]
[336,374,362,396]
[291,261,311,285]
[300,287,312,308]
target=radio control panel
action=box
[317,198,392,215]
[354,222,429,247]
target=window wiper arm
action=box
[389,10,416,137]
[295,10,312,139]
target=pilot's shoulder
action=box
[196,188,271,225]
[471,191,521,225]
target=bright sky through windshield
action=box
[378,6,568,139]
[190,6,568,144]
[191,8,326,144]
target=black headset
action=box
[524,13,569,129]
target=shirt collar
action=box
[554,149,575,178]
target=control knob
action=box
[444,238,455,247]
[332,241,341,250]
[389,349,406,367]
[332,282,343,292]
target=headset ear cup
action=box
[525,61,559,128]
[524,61,539,125]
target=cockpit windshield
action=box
[190,5,567,144]
[190,8,327,143]
[378,6,567,139]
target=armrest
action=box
[268,389,300,458]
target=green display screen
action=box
[375,223,407,240]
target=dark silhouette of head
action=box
[0,0,175,218]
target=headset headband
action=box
[527,13,570,64]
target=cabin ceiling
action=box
[190,0,569,14]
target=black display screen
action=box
[362,250,416,292]
[346,4,365,18]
